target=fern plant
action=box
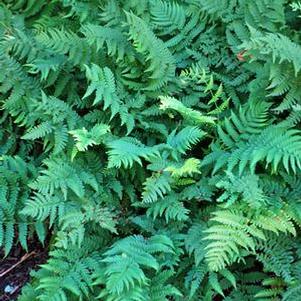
[0,0,300,300]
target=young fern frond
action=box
[159,96,216,125]
[165,158,201,178]
[69,123,110,152]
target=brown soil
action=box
[0,239,48,301]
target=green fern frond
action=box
[241,27,301,75]
[185,264,207,299]
[165,158,201,178]
[81,24,133,60]
[84,64,121,117]
[150,0,186,32]
[69,123,110,152]
[216,172,267,208]
[204,205,297,271]
[160,96,216,125]
[29,158,98,199]
[21,192,67,226]
[142,172,172,203]
[22,121,53,140]
[167,126,205,155]
[107,137,160,169]
[102,234,174,295]
[185,223,207,265]
[30,238,102,301]
[146,193,189,222]
[125,12,176,90]
[36,28,93,66]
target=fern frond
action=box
[29,158,98,199]
[204,205,297,271]
[22,121,53,140]
[125,12,176,90]
[107,137,160,169]
[185,223,207,265]
[22,192,66,226]
[84,64,121,118]
[160,96,216,125]
[69,123,110,152]
[241,27,301,75]
[150,0,186,32]
[102,234,174,295]
[142,172,172,203]
[167,126,205,155]
[146,193,189,222]
[81,24,133,60]
[165,158,201,178]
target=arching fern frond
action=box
[81,24,134,60]
[150,0,186,33]
[204,205,296,271]
[159,96,216,125]
[241,27,301,75]
[100,234,174,296]
[142,172,172,203]
[29,157,98,200]
[107,137,160,169]
[125,12,176,90]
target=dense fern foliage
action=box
[0,0,301,300]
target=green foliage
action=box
[125,12,176,90]
[107,137,160,169]
[204,204,296,271]
[241,27,301,75]
[0,157,38,255]
[97,234,175,297]
[83,64,122,117]
[0,1,299,300]
[69,123,110,156]
[25,237,103,301]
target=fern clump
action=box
[0,0,300,300]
